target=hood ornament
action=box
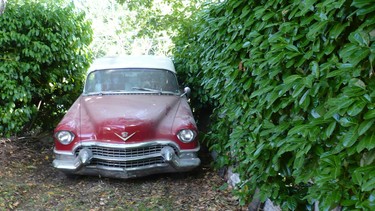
[114,131,137,142]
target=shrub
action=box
[0,1,92,136]
[174,0,375,209]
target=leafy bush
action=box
[0,1,92,136]
[174,0,375,209]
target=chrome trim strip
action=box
[85,163,169,172]
[83,92,180,96]
[53,140,200,155]
[92,153,161,162]
[54,148,75,156]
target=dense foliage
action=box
[173,0,375,209]
[0,1,92,136]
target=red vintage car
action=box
[52,55,200,179]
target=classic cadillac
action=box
[52,55,200,178]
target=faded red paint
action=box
[54,94,198,151]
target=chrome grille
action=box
[75,144,177,158]
[90,157,166,169]
[74,144,178,169]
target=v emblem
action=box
[114,132,137,142]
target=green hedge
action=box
[174,0,375,209]
[0,1,92,136]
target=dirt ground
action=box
[0,137,244,210]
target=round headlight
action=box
[55,131,75,145]
[177,129,196,143]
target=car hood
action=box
[79,94,181,143]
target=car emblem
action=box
[121,132,128,138]
[114,131,137,142]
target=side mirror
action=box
[181,87,191,98]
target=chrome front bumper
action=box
[52,141,200,179]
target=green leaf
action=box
[266,91,280,109]
[250,86,273,98]
[364,109,375,120]
[360,150,375,167]
[240,6,251,19]
[243,78,253,90]
[288,125,309,136]
[342,126,359,147]
[329,22,349,40]
[352,0,374,8]
[339,43,356,56]
[292,84,305,98]
[299,90,310,105]
[362,177,375,191]
[349,30,370,47]
[358,119,375,136]
[253,142,265,158]
[347,101,367,116]
[302,96,311,111]
[268,52,284,66]
[306,21,328,40]
[283,75,302,84]
[325,121,336,138]
[356,3,375,16]
[350,78,367,90]
[303,75,314,88]
[357,132,375,152]
[242,41,251,48]
[326,69,346,78]
[285,197,298,210]
[286,44,299,52]
[311,61,320,78]
[339,116,357,127]
[298,0,318,17]
[348,48,370,65]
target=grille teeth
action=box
[75,145,166,158]
[74,144,178,169]
[91,157,166,169]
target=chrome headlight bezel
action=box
[54,131,75,145]
[177,129,196,143]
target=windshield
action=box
[84,68,180,95]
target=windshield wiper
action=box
[85,90,125,96]
[85,92,104,96]
[106,90,127,93]
[131,87,178,95]
[132,87,161,93]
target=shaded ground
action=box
[0,138,244,210]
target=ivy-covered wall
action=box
[0,1,92,136]
[174,0,375,209]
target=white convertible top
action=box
[88,55,176,73]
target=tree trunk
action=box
[0,0,6,15]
